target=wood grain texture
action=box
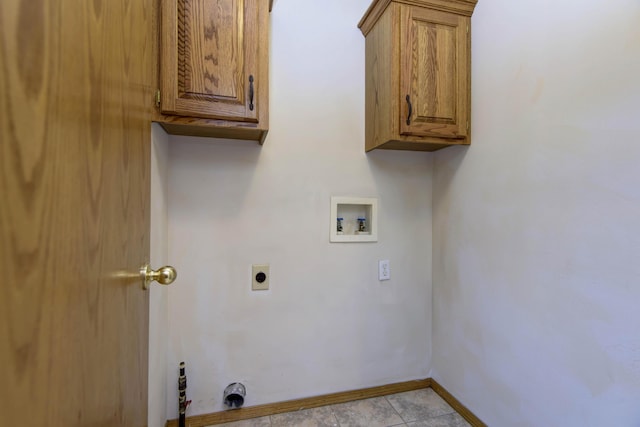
[164,0,256,119]
[359,0,477,35]
[364,3,397,152]
[400,6,468,139]
[183,0,242,101]
[159,119,267,143]
[158,0,269,145]
[160,0,269,133]
[373,139,466,151]
[361,0,474,152]
[0,0,153,425]
[430,379,487,427]
[166,379,432,427]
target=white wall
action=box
[165,0,433,418]
[432,0,640,426]
[149,123,170,427]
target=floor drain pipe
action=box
[223,382,246,409]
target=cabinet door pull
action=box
[405,95,412,125]
[249,75,254,111]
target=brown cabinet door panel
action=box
[162,0,260,122]
[400,6,468,139]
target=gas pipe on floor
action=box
[178,362,191,427]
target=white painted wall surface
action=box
[149,123,170,427]
[165,0,433,419]
[432,0,640,426]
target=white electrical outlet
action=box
[252,264,270,290]
[379,260,390,281]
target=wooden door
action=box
[161,0,260,122]
[400,6,469,139]
[1,0,153,425]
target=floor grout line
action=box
[384,394,408,425]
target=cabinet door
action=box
[161,0,260,122]
[400,6,468,139]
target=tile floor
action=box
[208,388,470,427]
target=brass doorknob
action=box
[141,264,177,290]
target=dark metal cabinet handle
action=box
[249,75,254,111]
[406,95,412,125]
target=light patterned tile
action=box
[407,413,471,427]
[331,397,405,427]
[386,389,455,422]
[209,415,271,427]
[270,406,339,427]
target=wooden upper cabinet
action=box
[158,0,270,143]
[359,0,477,152]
